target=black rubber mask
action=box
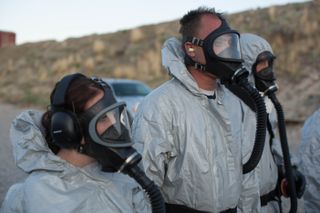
[253,51,277,94]
[184,17,243,82]
[78,79,136,172]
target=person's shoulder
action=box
[304,108,320,128]
[135,80,181,123]
[102,172,138,187]
[148,79,177,97]
[301,108,320,139]
[141,79,180,107]
[11,109,44,133]
[23,171,55,190]
[0,182,25,212]
[2,173,53,210]
[14,109,44,122]
[309,108,320,120]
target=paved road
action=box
[0,103,27,204]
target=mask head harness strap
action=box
[183,16,242,80]
[184,36,206,71]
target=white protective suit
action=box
[240,33,282,212]
[132,37,261,212]
[0,110,150,213]
[299,108,320,211]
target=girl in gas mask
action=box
[1,73,152,213]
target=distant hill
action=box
[0,0,319,122]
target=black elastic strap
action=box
[165,203,237,213]
[184,54,206,72]
[185,36,204,46]
[194,62,206,71]
[52,73,86,107]
[266,115,275,146]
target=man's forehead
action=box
[197,14,222,39]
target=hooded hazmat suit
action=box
[240,33,283,212]
[132,37,261,212]
[299,108,320,211]
[0,110,150,213]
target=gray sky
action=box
[0,0,308,44]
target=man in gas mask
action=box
[132,7,260,212]
[240,33,306,212]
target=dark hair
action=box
[179,7,224,43]
[42,77,102,153]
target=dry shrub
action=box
[52,55,76,73]
[0,0,317,116]
[84,57,95,75]
[1,84,24,103]
[130,28,144,43]
[268,6,277,21]
[272,35,284,50]
[38,67,49,81]
[93,39,105,54]
[136,49,161,79]
[113,66,135,79]
[6,59,14,72]
[95,54,105,65]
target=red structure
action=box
[0,31,16,48]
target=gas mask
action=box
[79,78,140,172]
[85,80,166,211]
[252,51,278,95]
[184,17,244,83]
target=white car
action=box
[104,78,151,118]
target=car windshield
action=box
[111,82,151,96]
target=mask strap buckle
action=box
[186,36,204,47]
[191,37,204,47]
[194,63,206,71]
[90,76,109,88]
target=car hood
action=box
[116,96,145,103]
[115,96,146,116]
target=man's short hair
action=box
[179,7,224,43]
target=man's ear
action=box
[184,42,196,57]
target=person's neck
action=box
[189,67,217,90]
[57,148,96,167]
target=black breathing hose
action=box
[268,93,297,213]
[237,78,267,174]
[127,165,166,213]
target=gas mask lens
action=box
[89,102,133,148]
[96,104,131,141]
[256,51,276,66]
[213,33,241,60]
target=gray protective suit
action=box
[132,37,260,212]
[0,110,150,213]
[240,33,281,212]
[299,108,320,211]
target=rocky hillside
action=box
[0,0,319,122]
